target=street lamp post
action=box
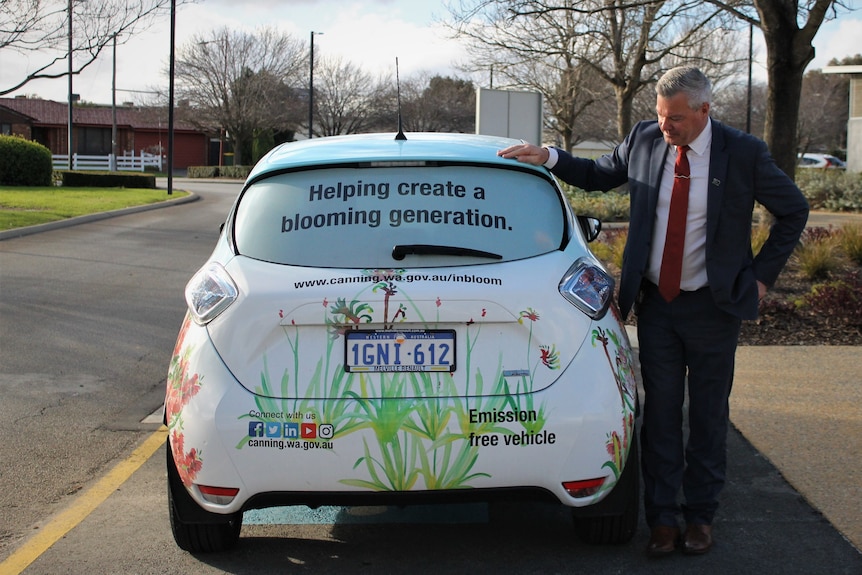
[167,0,176,195]
[111,33,118,172]
[309,31,323,139]
[746,22,753,134]
[67,0,73,170]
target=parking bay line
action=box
[0,401,486,574]
[0,427,168,575]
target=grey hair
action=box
[656,66,712,109]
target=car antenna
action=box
[395,57,407,141]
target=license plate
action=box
[345,330,456,373]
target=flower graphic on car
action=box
[519,308,540,323]
[539,345,560,370]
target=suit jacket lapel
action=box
[707,121,728,247]
[648,137,669,219]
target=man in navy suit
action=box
[499,66,808,557]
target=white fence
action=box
[52,151,163,172]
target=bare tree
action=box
[797,68,849,156]
[706,0,852,178]
[0,0,184,96]
[447,1,609,149]
[0,0,43,50]
[399,73,476,133]
[711,80,767,137]
[312,55,388,136]
[447,0,745,144]
[173,27,306,164]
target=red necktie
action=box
[658,145,691,302]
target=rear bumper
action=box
[167,314,637,516]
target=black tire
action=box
[572,430,640,544]
[166,445,242,553]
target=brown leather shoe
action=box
[683,523,713,555]
[646,526,680,557]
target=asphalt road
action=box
[0,179,860,574]
[0,179,236,564]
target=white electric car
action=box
[165,132,639,552]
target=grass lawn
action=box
[0,187,189,231]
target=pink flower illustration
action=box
[171,430,203,487]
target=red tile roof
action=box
[0,97,204,132]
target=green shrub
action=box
[793,228,843,281]
[186,165,251,179]
[0,135,53,186]
[187,166,219,178]
[799,271,862,328]
[795,169,862,212]
[219,165,252,179]
[564,185,630,222]
[559,169,862,220]
[58,171,156,188]
[837,223,862,265]
[751,220,771,256]
[592,226,627,271]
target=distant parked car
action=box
[165,131,640,552]
[797,153,846,169]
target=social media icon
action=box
[284,422,299,438]
[266,422,282,437]
[301,423,317,439]
[248,421,264,437]
[318,424,334,439]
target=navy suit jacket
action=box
[552,119,809,320]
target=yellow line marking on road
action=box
[0,426,168,575]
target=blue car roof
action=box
[247,132,545,180]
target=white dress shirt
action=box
[544,122,712,291]
[645,120,712,291]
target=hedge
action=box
[0,135,53,186]
[57,171,157,188]
[186,165,252,179]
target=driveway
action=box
[0,178,859,574]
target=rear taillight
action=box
[559,258,614,319]
[185,262,238,325]
[197,485,240,505]
[563,477,606,498]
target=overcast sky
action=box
[0,0,860,105]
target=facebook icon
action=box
[248,421,265,437]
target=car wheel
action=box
[166,445,242,552]
[572,429,639,544]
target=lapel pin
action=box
[712,178,721,186]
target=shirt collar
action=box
[686,118,712,157]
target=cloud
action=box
[811,18,862,67]
[101,0,459,103]
[297,7,459,77]
[2,3,858,105]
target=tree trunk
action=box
[615,85,636,142]
[755,0,826,180]
[763,64,805,179]
[563,124,574,154]
[761,27,812,179]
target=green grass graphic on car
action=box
[226,272,630,493]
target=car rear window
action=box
[232,164,567,268]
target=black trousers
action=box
[636,281,742,528]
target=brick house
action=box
[0,96,216,169]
